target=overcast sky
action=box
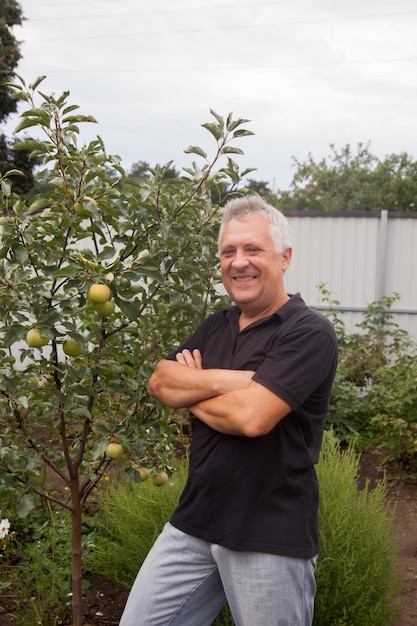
[4,0,417,190]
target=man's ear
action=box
[282,247,292,272]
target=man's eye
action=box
[222,249,234,257]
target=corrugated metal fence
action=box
[284,210,417,341]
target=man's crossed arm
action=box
[147,349,292,438]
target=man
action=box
[120,196,338,626]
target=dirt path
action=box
[358,449,417,626]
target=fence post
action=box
[376,209,388,301]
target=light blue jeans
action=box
[119,522,317,626]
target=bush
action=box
[365,354,417,474]
[313,434,401,625]
[91,437,401,625]
[320,287,417,467]
[90,462,189,587]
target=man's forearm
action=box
[147,359,254,408]
[189,382,292,438]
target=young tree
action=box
[0,75,254,625]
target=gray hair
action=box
[218,196,291,254]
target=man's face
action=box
[219,213,292,317]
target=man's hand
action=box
[175,349,202,369]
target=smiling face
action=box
[219,213,292,323]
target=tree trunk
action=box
[70,476,84,626]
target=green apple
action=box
[74,202,92,218]
[75,195,97,218]
[63,338,83,357]
[94,300,115,317]
[138,467,150,482]
[26,328,49,348]
[106,443,123,460]
[152,471,169,487]
[83,195,98,208]
[87,283,111,305]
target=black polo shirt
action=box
[168,293,338,558]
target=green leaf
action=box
[97,246,117,261]
[226,116,251,131]
[2,169,24,178]
[29,75,47,91]
[14,245,28,264]
[13,118,41,133]
[184,145,207,158]
[232,129,255,138]
[221,147,244,155]
[3,324,26,347]
[52,265,80,278]
[137,265,165,282]
[62,114,97,124]
[92,438,109,460]
[20,108,51,125]
[210,109,225,127]
[62,104,80,115]
[28,197,51,214]
[241,167,257,177]
[117,298,140,321]
[122,270,143,282]
[1,180,11,197]
[95,423,110,436]
[17,493,36,518]
[201,122,223,141]
[12,139,50,153]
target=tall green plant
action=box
[0,75,254,625]
[314,435,401,625]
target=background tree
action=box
[0,76,253,626]
[0,133,40,197]
[0,0,23,121]
[269,144,417,213]
[128,159,179,181]
[0,0,40,197]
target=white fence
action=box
[284,210,417,341]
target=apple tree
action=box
[0,75,254,625]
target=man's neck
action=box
[238,293,290,331]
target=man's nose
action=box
[231,252,250,268]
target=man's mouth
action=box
[234,276,256,282]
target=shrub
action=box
[365,353,417,475]
[90,461,189,587]
[313,434,401,625]
[319,286,417,461]
[91,437,401,625]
